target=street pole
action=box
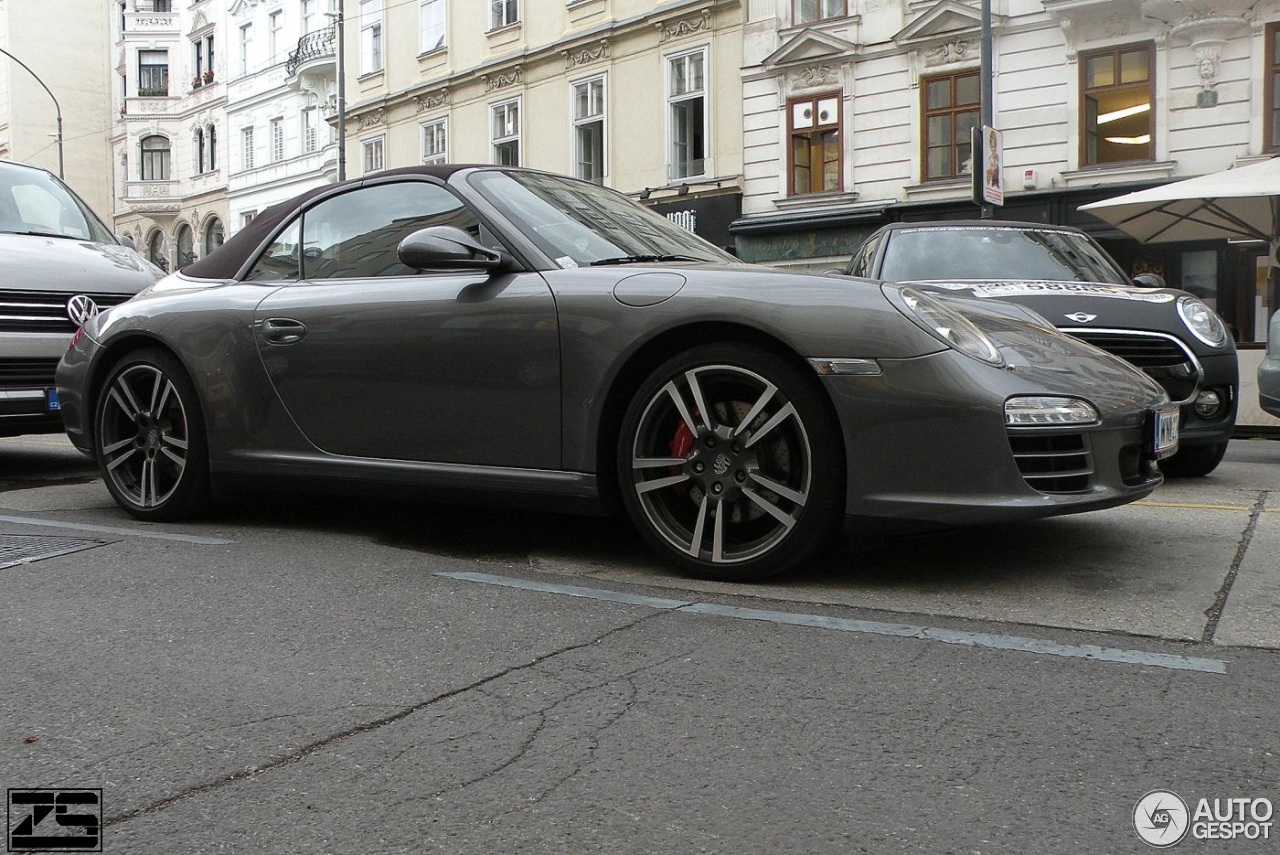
[0,47,63,178]
[335,0,346,182]
[979,0,993,219]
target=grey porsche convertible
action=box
[57,166,1177,581]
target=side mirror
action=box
[398,226,505,271]
[1133,273,1165,288]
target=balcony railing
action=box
[286,27,336,76]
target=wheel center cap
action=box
[712,453,733,476]
[146,428,160,449]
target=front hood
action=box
[0,233,160,293]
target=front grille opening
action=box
[1008,432,1093,493]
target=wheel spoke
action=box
[636,472,691,494]
[632,455,686,469]
[662,380,700,435]
[711,505,725,563]
[140,459,157,507]
[105,445,139,471]
[688,493,710,557]
[160,447,186,468]
[730,382,777,440]
[108,381,142,421]
[684,369,715,432]
[742,486,800,530]
[743,402,797,450]
[153,376,174,415]
[748,471,808,507]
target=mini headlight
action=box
[1005,396,1100,426]
[898,287,1003,366]
[1176,296,1228,348]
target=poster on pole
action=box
[980,125,1003,207]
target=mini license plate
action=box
[1152,406,1179,459]
[45,387,60,412]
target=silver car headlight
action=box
[898,287,1004,366]
[1005,396,1100,426]
[1176,295,1228,348]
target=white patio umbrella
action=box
[1078,156,1280,245]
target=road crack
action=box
[1201,490,1269,644]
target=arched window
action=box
[203,216,224,256]
[147,230,169,272]
[176,224,195,267]
[195,127,205,174]
[140,135,170,181]
[208,125,217,171]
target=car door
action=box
[249,178,561,469]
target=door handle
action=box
[261,317,308,345]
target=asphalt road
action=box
[1,435,1278,853]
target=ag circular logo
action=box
[1135,790,1190,847]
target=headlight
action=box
[897,287,1004,366]
[1176,296,1228,347]
[1005,397,1100,426]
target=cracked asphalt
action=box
[2,434,1279,853]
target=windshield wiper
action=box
[590,254,702,266]
[4,230,79,240]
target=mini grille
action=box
[1008,432,1093,493]
[1066,331,1190,368]
[0,290,133,334]
[0,357,61,387]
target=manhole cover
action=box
[0,534,111,569]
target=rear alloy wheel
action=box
[95,348,211,520]
[1159,440,1229,478]
[618,344,842,581]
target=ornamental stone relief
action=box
[484,67,523,91]
[926,40,974,65]
[656,9,711,42]
[357,108,386,131]
[413,90,450,112]
[563,40,610,68]
[792,65,838,87]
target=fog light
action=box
[1005,396,1099,426]
[1193,389,1222,418]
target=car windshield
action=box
[467,169,736,268]
[880,226,1129,285]
[0,164,115,243]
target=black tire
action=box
[617,343,844,582]
[1159,440,1229,478]
[95,348,212,521]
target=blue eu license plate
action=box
[45,387,60,412]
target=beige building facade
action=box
[344,0,745,246]
[0,0,115,217]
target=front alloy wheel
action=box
[95,348,211,520]
[618,344,842,581]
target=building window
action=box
[138,49,169,96]
[239,24,253,75]
[362,136,385,174]
[176,224,195,267]
[241,211,257,230]
[1266,24,1280,151]
[667,48,706,180]
[492,99,520,166]
[270,117,285,162]
[140,135,170,181]
[421,117,447,164]
[206,36,215,79]
[208,124,217,171]
[204,217,225,256]
[195,128,205,174]
[572,76,605,183]
[1081,43,1154,165]
[360,0,383,74]
[302,107,319,153]
[789,93,841,195]
[794,0,845,25]
[420,0,445,53]
[490,0,518,30]
[269,10,283,62]
[242,126,255,170]
[922,69,978,181]
[194,41,203,80]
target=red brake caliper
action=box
[669,420,696,496]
